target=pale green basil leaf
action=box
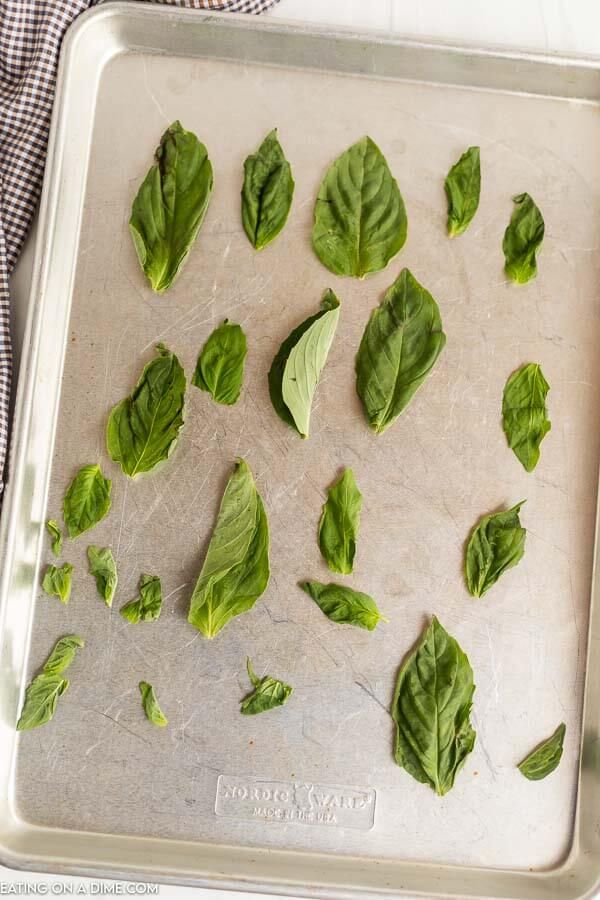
[42,563,73,605]
[465,502,526,598]
[445,146,480,237]
[318,468,362,575]
[242,129,294,250]
[355,268,446,434]
[192,320,247,406]
[312,136,407,277]
[130,121,213,293]
[503,192,544,284]
[17,674,69,731]
[63,464,111,539]
[502,363,551,473]
[107,343,186,478]
[518,723,565,781]
[87,545,118,607]
[46,519,62,557]
[392,616,476,796]
[139,681,168,727]
[240,658,292,715]
[188,459,270,639]
[120,574,162,624]
[43,635,84,676]
[300,581,385,631]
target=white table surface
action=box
[4,1,600,898]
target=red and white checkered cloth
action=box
[0,0,279,498]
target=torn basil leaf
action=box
[355,268,446,434]
[268,289,340,438]
[392,616,476,795]
[503,192,544,284]
[120,574,162,623]
[87,546,118,608]
[312,136,407,277]
[188,459,269,639]
[139,681,168,727]
[46,520,62,557]
[63,464,111,539]
[107,343,186,478]
[240,658,292,715]
[42,635,85,676]
[17,675,69,731]
[445,146,480,237]
[300,581,386,631]
[518,723,566,781]
[130,120,213,293]
[465,501,526,598]
[502,363,551,472]
[42,563,73,605]
[242,128,294,251]
[192,320,247,406]
[318,468,362,575]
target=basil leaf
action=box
[107,343,186,478]
[312,136,407,277]
[16,674,69,731]
[392,616,476,796]
[120,574,162,624]
[42,563,73,605]
[139,681,168,727]
[43,635,84,676]
[355,268,446,434]
[188,459,270,639]
[465,502,526,598]
[63,464,111,539]
[445,146,480,237]
[268,289,340,438]
[130,120,213,293]
[502,363,551,473]
[242,129,294,250]
[518,723,566,781]
[87,545,118,607]
[300,581,386,631]
[240,658,292,716]
[45,520,62,557]
[192,320,247,406]
[318,468,362,575]
[503,192,545,284]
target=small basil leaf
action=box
[42,635,84,676]
[192,320,247,406]
[240,658,292,715]
[318,468,362,575]
[355,268,446,434]
[465,502,526,598]
[87,546,118,607]
[42,563,73,605]
[312,136,407,277]
[300,581,386,631]
[130,121,213,293]
[392,616,476,796]
[502,363,551,473]
[445,146,480,237]
[16,674,69,731]
[107,343,186,478]
[242,129,294,250]
[503,192,544,284]
[518,723,566,781]
[46,520,62,557]
[120,574,162,624]
[63,464,111,539]
[139,681,168,727]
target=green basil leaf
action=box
[16,674,69,731]
[63,464,111,539]
[188,459,270,639]
[465,502,526,598]
[355,268,446,434]
[503,192,545,284]
[242,129,294,250]
[312,136,407,277]
[392,616,476,796]
[120,574,162,624]
[502,363,551,473]
[42,563,73,605]
[87,546,118,608]
[45,520,62,557]
[107,343,186,478]
[240,658,292,715]
[139,681,168,727]
[130,120,213,293]
[300,581,386,631]
[42,635,84,676]
[445,146,480,237]
[192,320,247,406]
[318,468,362,575]
[518,723,566,781]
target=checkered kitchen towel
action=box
[0,0,279,498]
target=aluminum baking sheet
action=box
[1,4,600,898]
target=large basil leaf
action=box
[242,129,294,250]
[318,468,362,575]
[139,681,168,727]
[63,464,112,539]
[312,136,407,277]
[518,723,565,781]
[107,343,186,478]
[392,616,476,795]
[46,520,62,557]
[188,459,270,639]
[465,502,526,598]
[120,574,162,624]
[130,121,213,293]
[240,658,292,716]
[87,546,118,608]
[355,268,446,434]
[42,635,84,676]
[503,193,544,284]
[445,146,480,237]
[42,563,73,605]
[16,675,69,731]
[300,581,386,631]
[502,363,551,473]
[192,320,247,406]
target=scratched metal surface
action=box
[9,14,600,882]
